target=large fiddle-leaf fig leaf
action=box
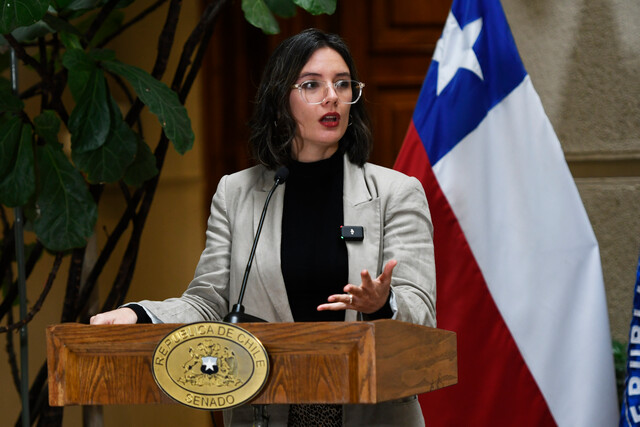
[42,13,83,38]
[242,0,336,33]
[0,0,50,34]
[0,115,22,178]
[123,139,158,187]
[35,142,97,251]
[67,67,111,153]
[0,18,53,47]
[0,123,35,207]
[58,30,82,50]
[293,0,336,15]
[0,80,24,112]
[34,109,60,145]
[242,0,279,35]
[73,97,137,183]
[265,0,296,18]
[62,48,97,98]
[102,59,194,155]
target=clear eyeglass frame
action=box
[291,80,365,105]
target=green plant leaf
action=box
[62,48,96,73]
[51,0,73,9]
[56,0,100,11]
[34,109,61,144]
[123,139,157,187]
[62,48,96,98]
[35,142,97,251]
[73,97,136,183]
[293,0,336,15]
[67,67,111,153]
[101,59,194,155]
[59,30,82,50]
[0,115,22,178]
[0,19,54,47]
[265,0,296,18]
[88,48,115,62]
[66,66,91,100]
[0,0,50,34]
[0,82,23,113]
[0,122,35,207]
[241,0,280,35]
[42,13,83,37]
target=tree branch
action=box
[38,36,49,110]
[0,243,44,324]
[178,0,230,102]
[5,300,20,393]
[13,361,48,427]
[85,0,120,47]
[74,189,144,317]
[151,0,182,79]
[99,134,170,312]
[97,0,169,48]
[61,248,85,323]
[170,0,227,92]
[123,0,182,128]
[0,253,63,334]
[3,34,48,79]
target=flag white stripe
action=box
[432,76,618,426]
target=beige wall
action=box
[502,0,640,343]
[1,0,639,425]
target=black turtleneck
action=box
[280,151,348,322]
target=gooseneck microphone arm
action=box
[223,166,289,324]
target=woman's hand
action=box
[317,259,397,314]
[89,307,138,325]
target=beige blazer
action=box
[139,154,436,426]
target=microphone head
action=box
[274,166,289,184]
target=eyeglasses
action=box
[291,80,365,105]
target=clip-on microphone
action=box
[223,166,289,324]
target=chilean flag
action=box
[394,0,619,425]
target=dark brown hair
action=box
[249,28,372,169]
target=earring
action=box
[348,115,353,127]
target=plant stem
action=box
[85,0,120,46]
[179,0,229,102]
[0,253,63,333]
[0,243,44,325]
[97,0,170,48]
[5,307,20,393]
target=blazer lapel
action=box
[252,174,294,322]
[342,156,382,321]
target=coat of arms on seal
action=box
[179,340,243,387]
[152,322,269,410]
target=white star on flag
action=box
[433,12,484,95]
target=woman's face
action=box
[289,47,352,162]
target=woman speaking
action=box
[91,28,436,426]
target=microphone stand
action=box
[223,168,288,427]
[223,167,288,324]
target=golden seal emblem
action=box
[152,322,269,410]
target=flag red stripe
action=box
[395,122,556,426]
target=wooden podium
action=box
[46,320,456,406]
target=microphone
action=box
[224,166,289,323]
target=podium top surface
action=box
[46,320,457,406]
